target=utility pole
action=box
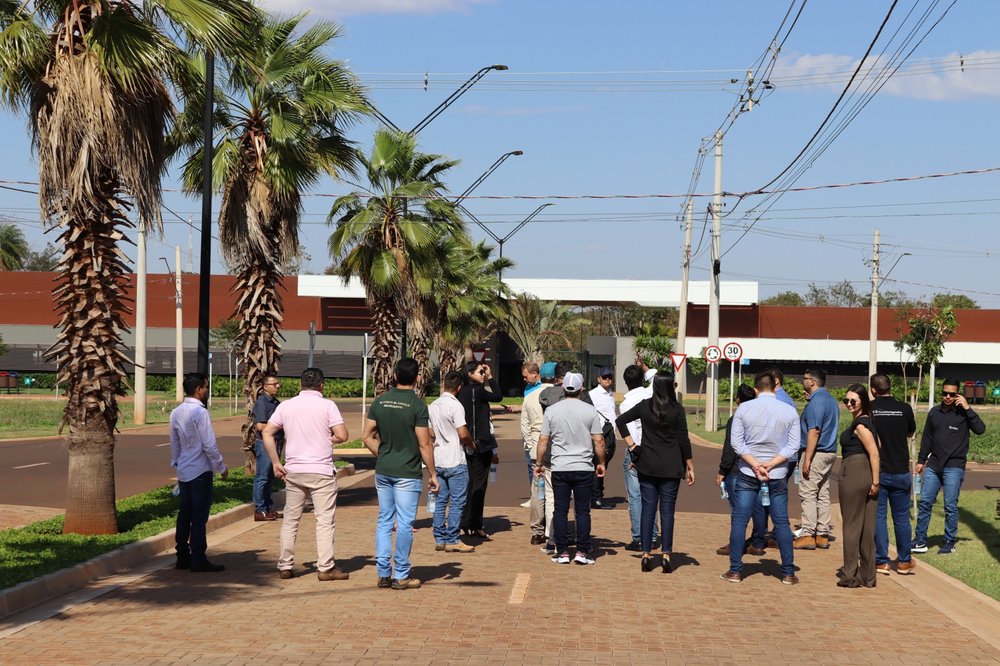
[174,246,184,403]
[706,131,723,432]
[197,50,215,377]
[134,220,147,425]
[868,229,880,380]
[676,199,693,397]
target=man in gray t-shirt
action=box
[534,372,606,565]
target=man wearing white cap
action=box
[535,372,607,566]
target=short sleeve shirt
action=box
[268,390,344,476]
[252,393,281,442]
[429,392,467,469]
[541,399,604,472]
[800,387,839,453]
[371,388,430,479]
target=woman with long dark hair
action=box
[457,360,502,538]
[838,383,881,588]
[615,372,695,573]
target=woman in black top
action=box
[838,383,881,588]
[457,361,503,538]
[615,372,695,573]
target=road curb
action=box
[0,463,355,621]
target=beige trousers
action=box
[799,451,837,536]
[279,472,338,572]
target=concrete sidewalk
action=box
[1,495,998,663]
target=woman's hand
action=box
[714,473,724,486]
[869,482,879,498]
[686,464,696,486]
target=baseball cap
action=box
[598,366,614,378]
[540,361,557,379]
[562,372,584,393]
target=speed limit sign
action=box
[704,346,722,364]
[723,342,743,362]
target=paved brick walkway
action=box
[1,498,998,664]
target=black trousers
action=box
[461,450,493,530]
[176,470,214,565]
[591,438,617,501]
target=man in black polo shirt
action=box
[869,374,916,575]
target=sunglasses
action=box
[842,398,858,407]
[477,369,487,375]
[599,375,613,380]
[943,391,959,398]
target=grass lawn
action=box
[0,468,254,590]
[910,489,1000,602]
[337,439,365,449]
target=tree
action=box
[930,293,978,310]
[761,291,805,306]
[503,294,576,366]
[0,332,7,359]
[329,129,462,395]
[170,12,367,460]
[806,280,865,307]
[21,242,60,271]
[633,330,673,370]
[0,0,254,534]
[0,223,28,270]
[894,306,958,406]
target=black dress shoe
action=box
[175,559,190,570]
[377,576,392,589]
[190,561,225,573]
[591,500,614,510]
[530,535,546,545]
[624,540,642,552]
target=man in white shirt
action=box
[618,364,655,550]
[428,371,476,553]
[170,373,228,572]
[519,362,552,544]
[589,366,617,510]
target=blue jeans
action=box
[375,474,422,580]
[729,474,794,577]
[914,466,965,545]
[552,470,594,554]
[176,470,214,565]
[876,471,913,564]
[624,451,657,543]
[523,450,534,486]
[638,475,679,553]
[724,472,767,549]
[252,439,281,512]
[433,465,469,545]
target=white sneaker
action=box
[551,552,570,564]
[519,499,531,508]
[573,552,595,565]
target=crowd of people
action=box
[167,360,987,589]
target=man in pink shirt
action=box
[263,368,350,581]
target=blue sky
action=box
[2,0,999,304]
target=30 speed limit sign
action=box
[703,346,723,364]
[723,342,743,362]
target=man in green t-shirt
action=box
[363,358,439,590]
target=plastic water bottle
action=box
[426,491,437,514]
[489,463,498,484]
[536,476,545,500]
[719,481,729,500]
[170,483,180,496]
[759,482,771,507]
[913,472,922,496]
[793,466,801,485]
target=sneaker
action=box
[573,552,595,565]
[938,541,956,555]
[377,576,392,589]
[278,569,294,579]
[391,577,422,590]
[254,511,276,522]
[875,563,891,576]
[896,560,916,575]
[445,543,476,553]
[519,500,532,508]
[317,566,350,581]
[781,574,800,585]
[911,542,928,554]
[720,571,742,583]
[815,534,830,549]
[552,552,571,564]
[793,535,817,550]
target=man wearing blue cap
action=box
[589,367,617,509]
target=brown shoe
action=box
[435,543,446,551]
[815,534,830,549]
[781,574,800,585]
[391,577,422,590]
[793,535,817,550]
[444,543,475,553]
[745,546,767,556]
[716,544,730,556]
[278,569,294,579]
[876,563,891,576]
[897,560,916,575]
[254,511,276,522]
[720,571,742,583]
[266,509,283,519]
[767,538,779,549]
[317,566,349,581]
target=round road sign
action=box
[723,342,743,362]
[704,345,723,364]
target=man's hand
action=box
[754,465,769,482]
[715,473,724,486]
[492,452,500,465]
[221,468,229,480]
[801,459,811,480]
[427,474,440,494]
[534,464,545,478]
[955,394,971,410]
[273,461,287,480]
[505,404,523,413]
[595,464,606,478]
[915,463,924,474]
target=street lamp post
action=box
[161,250,184,403]
[454,151,523,204]
[868,241,911,379]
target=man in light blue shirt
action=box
[721,371,800,585]
[170,373,228,572]
[795,368,840,550]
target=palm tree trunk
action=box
[411,329,432,398]
[370,296,400,396]
[46,174,132,535]
[234,261,285,471]
[437,338,458,387]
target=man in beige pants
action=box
[794,368,840,550]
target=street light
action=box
[454,150,523,204]
[868,245,911,378]
[161,250,184,403]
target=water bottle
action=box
[913,472,922,496]
[793,466,801,485]
[719,481,729,500]
[426,490,437,514]
[489,464,497,484]
[170,483,180,497]
[536,475,545,500]
[759,482,771,507]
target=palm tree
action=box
[504,294,577,366]
[329,129,462,395]
[0,0,254,534]
[169,13,367,464]
[0,223,29,270]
